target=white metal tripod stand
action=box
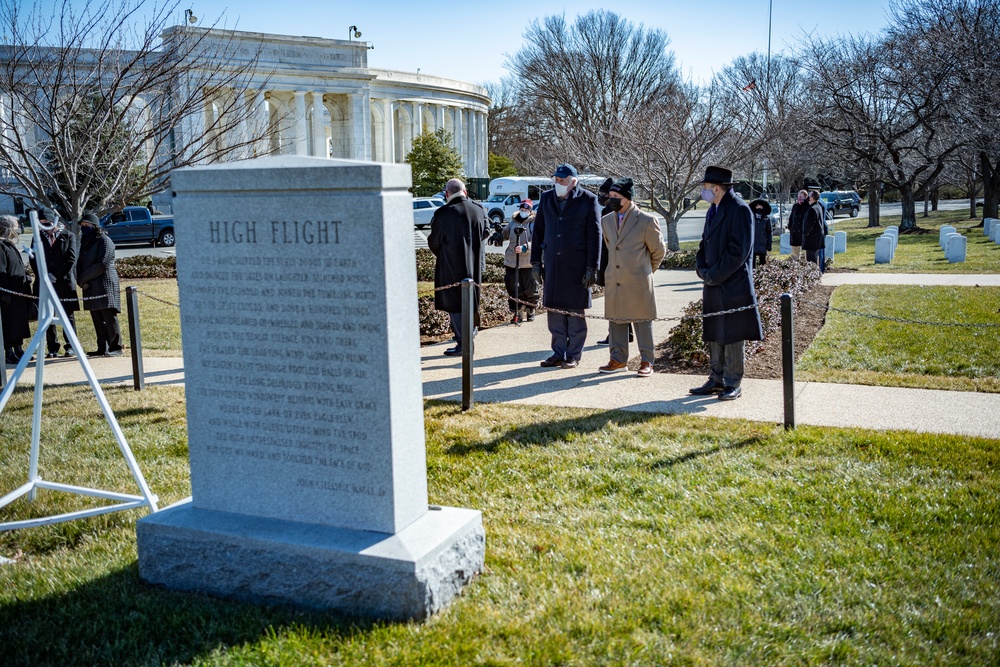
[0,210,158,530]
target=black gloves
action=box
[582,268,598,288]
[531,263,543,286]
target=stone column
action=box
[311,93,327,158]
[293,91,308,156]
[179,75,206,162]
[382,99,395,163]
[412,102,423,141]
[350,90,371,161]
[253,90,268,157]
[479,111,488,178]
[470,112,480,178]
[452,107,463,163]
[232,90,249,157]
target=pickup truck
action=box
[99,206,176,246]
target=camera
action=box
[487,220,504,247]
[513,225,525,236]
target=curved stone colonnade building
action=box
[0,27,490,214]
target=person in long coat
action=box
[30,218,79,357]
[802,190,828,272]
[76,213,123,357]
[0,214,32,364]
[787,190,809,259]
[529,163,601,369]
[749,198,773,267]
[690,166,763,401]
[597,178,665,378]
[427,178,486,356]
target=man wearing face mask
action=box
[788,189,809,260]
[530,163,601,369]
[690,166,763,401]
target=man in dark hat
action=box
[595,176,631,346]
[530,163,601,369]
[748,198,773,267]
[690,166,763,400]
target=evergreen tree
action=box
[488,152,517,178]
[405,129,464,196]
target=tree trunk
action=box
[650,198,681,251]
[980,150,1000,221]
[922,188,930,218]
[866,177,881,228]
[930,182,939,211]
[899,183,917,231]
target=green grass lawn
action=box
[820,209,1000,273]
[1,389,998,666]
[797,285,1000,392]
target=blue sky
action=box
[32,0,893,86]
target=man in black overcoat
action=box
[30,218,79,357]
[427,178,486,356]
[691,166,763,401]
[529,163,601,369]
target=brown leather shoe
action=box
[598,359,627,373]
[637,361,653,377]
[561,359,580,369]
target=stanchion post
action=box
[461,278,474,411]
[126,286,145,391]
[781,292,795,429]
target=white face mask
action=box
[701,187,716,204]
[554,183,568,197]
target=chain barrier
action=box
[433,280,758,321]
[0,284,112,302]
[798,298,1000,329]
[133,289,180,309]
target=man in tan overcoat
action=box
[598,177,666,377]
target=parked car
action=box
[99,206,176,246]
[819,191,861,219]
[412,197,443,229]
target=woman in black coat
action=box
[0,214,32,364]
[749,198,773,267]
[76,213,122,357]
[787,190,809,259]
[801,192,828,271]
[30,220,79,357]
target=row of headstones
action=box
[986,218,1000,244]
[778,225,848,264]
[875,226,898,264]
[938,226,968,263]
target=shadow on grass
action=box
[649,436,764,469]
[0,563,382,667]
[441,406,661,455]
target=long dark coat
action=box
[30,227,79,313]
[427,195,486,314]
[77,230,121,312]
[753,212,773,254]
[529,184,601,310]
[0,239,32,346]
[695,190,763,344]
[788,201,809,247]
[802,202,828,251]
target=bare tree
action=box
[0,0,274,221]
[888,0,1000,222]
[802,31,963,232]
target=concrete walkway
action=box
[5,271,999,440]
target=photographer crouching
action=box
[502,200,538,323]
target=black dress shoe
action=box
[45,351,58,359]
[87,350,108,358]
[597,337,609,345]
[561,359,580,369]
[689,380,725,395]
[443,346,463,357]
[718,386,742,401]
[540,355,563,368]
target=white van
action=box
[482,177,553,223]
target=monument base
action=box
[136,500,485,621]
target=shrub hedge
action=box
[116,255,177,279]
[663,258,822,364]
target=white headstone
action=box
[992,223,1000,242]
[834,230,847,253]
[946,234,967,263]
[984,218,996,237]
[884,227,898,254]
[136,156,485,621]
[875,236,893,264]
[939,226,957,250]
[779,232,791,255]
[825,234,836,262]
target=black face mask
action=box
[81,226,96,236]
[598,194,609,207]
[606,198,623,212]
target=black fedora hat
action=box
[703,165,734,185]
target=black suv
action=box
[819,191,861,219]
